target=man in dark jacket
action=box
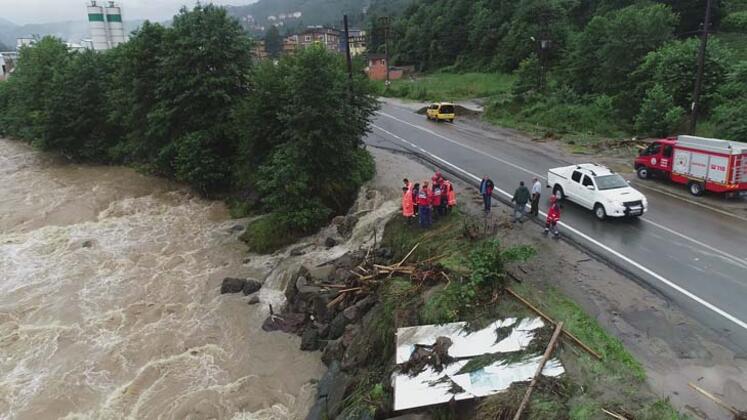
[512,181,530,223]
[479,176,494,212]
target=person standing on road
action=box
[479,176,494,212]
[530,177,542,217]
[444,178,456,213]
[512,181,530,223]
[544,195,561,239]
[417,182,432,228]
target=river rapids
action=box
[0,138,330,419]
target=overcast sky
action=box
[0,0,254,25]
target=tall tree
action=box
[265,25,282,57]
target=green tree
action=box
[634,84,684,137]
[264,25,282,57]
[42,49,116,160]
[248,45,378,233]
[634,38,734,114]
[107,21,168,163]
[564,4,677,95]
[0,36,70,141]
[150,4,252,188]
[711,62,747,141]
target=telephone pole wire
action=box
[690,0,712,134]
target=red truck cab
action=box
[634,135,747,196]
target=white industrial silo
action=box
[87,1,109,50]
[104,1,126,47]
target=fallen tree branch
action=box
[326,292,347,309]
[396,242,420,267]
[512,321,564,420]
[688,382,740,416]
[602,408,629,420]
[418,253,448,265]
[506,288,602,360]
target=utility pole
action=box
[379,16,390,84]
[690,0,712,134]
[343,14,353,84]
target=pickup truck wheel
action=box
[688,182,705,196]
[636,167,650,179]
[594,204,607,221]
[553,186,564,200]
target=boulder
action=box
[307,361,351,420]
[242,279,262,295]
[328,312,350,340]
[376,247,394,260]
[247,295,260,305]
[296,276,323,299]
[341,324,360,348]
[324,237,338,248]
[312,293,335,323]
[81,240,94,248]
[322,339,344,366]
[342,304,360,322]
[220,277,245,294]
[229,224,244,233]
[305,265,335,282]
[300,327,321,351]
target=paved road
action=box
[367,101,747,351]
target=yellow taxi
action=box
[426,102,455,123]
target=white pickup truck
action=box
[547,163,648,220]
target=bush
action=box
[711,99,747,142]
[722,11,747,32]
[512,54,542,97]
[634,84,684,137]
[173,131,231,193]
[240,214,300,253]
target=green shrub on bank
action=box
[723,11,747,32]
[240,215,298,254]
[634,84,684,138]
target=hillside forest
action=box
[0,5,378,252]
[380,0,747,142]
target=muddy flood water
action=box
[0,138,324,419]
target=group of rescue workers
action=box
[402,171,561,239]
[401,171,457,228]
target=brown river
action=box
[0,138,325,419]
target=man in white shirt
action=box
[530,177,542,217]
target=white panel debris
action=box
[393,317,565,411]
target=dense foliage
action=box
[386,0,747,141]
[0,5,378,248]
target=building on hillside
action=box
[87,0,127,51]
[366,54,403,81]
[16,37,36,49]
[251,40,268,62]
[345,29,367,56]
[282,27,343,54]
[0,51,18,80]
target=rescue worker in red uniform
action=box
[431,178,442,222]
[402,178,414,223]
[544,195,561,239]
[417,182,432,228]
[445,179,457,211]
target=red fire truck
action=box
[634,135,747,196]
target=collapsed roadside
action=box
[256,146,746,419]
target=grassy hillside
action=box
[374,72,515,102]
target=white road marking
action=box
[377,111,747,269]
[377,111,547,179]
[372,123,747,332]
[638,218,747,268]
[635,182,747,223]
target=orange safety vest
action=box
[445,181,457,206]
[402,183,414,217]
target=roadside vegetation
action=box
[0,5,379,253]
[337,209,685,419]
[373,0,747,144]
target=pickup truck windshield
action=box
[595,174,628,190]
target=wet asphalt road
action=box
[367,101,747,351]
